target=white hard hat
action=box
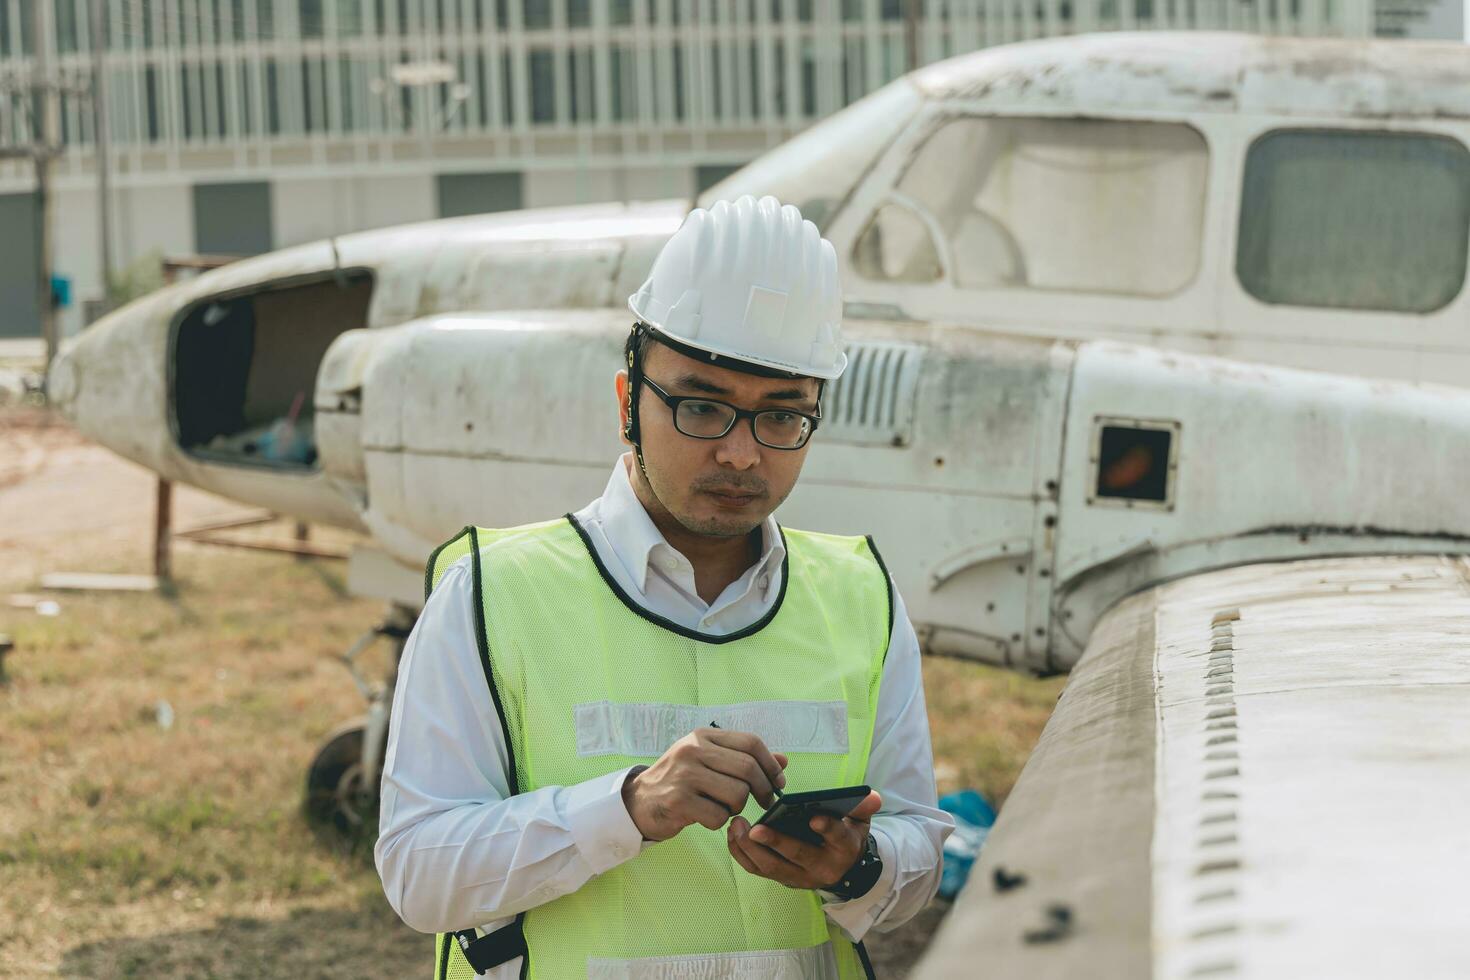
[628,195,847,381]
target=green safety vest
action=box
[424,515,892,980]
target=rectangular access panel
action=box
[193,182,274,257]
[0,192,40,338]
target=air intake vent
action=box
[822,342,923,447]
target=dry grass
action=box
[0,406,1064,978]
[0,542,418,978]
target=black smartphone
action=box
[751,785,871,846]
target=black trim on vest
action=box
[466,526,518,795]
[438,932,452,980]
[856,939,878,979]
[464,527,531,979]
[563,513,792,644]
[424,526,470,605]
[863,535,896,662]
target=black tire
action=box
[304,720,381,837]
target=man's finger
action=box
[809,813,855,849]
[727,821,764,877]
[693,768,753,815]
[703,745,776,804]
[735,829,803,881]
[804,792,882,845]
[749,823,821,868]
[689,794,736,832]
[706,729,786,790]
[848,790,882,823]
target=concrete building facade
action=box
[0,0,1378,337]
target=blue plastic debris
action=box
[937,789,997,900]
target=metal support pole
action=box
[91,0,114,312]
[295,521,310,560]
[905,0,921,72]
[155,478,173,583]
[34,0,59,370]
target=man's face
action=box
[618,342,821,538]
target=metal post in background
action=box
[154,478,173,584]
[905,0,921,72]
[34,0,60,371]
[91,0,114,314]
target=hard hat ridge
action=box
[627,194,847,381]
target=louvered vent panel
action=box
[821,342,924,447]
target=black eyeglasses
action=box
[642,378,820,450]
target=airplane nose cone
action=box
[45,295,176,475]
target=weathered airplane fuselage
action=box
[47,32,1470,673]
[53,279,1470,674]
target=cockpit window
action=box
[855,116,1208,297]
[1237,130,1470,314]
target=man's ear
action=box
[615,370,632,445]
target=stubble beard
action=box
[647,467,789,539]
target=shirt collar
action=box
[599,453,785,595]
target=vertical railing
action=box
[0,0,1375,176]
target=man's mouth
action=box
[704,488,761,504]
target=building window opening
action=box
[172,272,375,470]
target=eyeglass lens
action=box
[674,400,811,448]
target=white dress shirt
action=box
[375,454,952,971]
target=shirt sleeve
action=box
[374,557,650,935]
[820,584,956,942]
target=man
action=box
[376,195,951,979]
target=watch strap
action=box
[823,832,882,901]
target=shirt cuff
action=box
[818,826,899,942]
[565,766,648,875]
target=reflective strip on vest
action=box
[426,517,890,980]
[587,942,840,979]
[574,699,849,758]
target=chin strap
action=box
[623,322,654,486]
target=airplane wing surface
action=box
[914,554,1470,979]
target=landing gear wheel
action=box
[305,719,380,837]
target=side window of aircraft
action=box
[854,116,1209,296]
[1237,130,1470,314]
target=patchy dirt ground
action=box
[0,406,1062,978]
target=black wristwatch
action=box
[823,833,882,901]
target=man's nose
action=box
[713,418,761,469]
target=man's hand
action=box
[621,728,788,842]
[726,790,883,891]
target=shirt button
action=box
[758,575,770,589]
[662,556,678,572]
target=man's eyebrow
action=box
[672,373,812,402]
